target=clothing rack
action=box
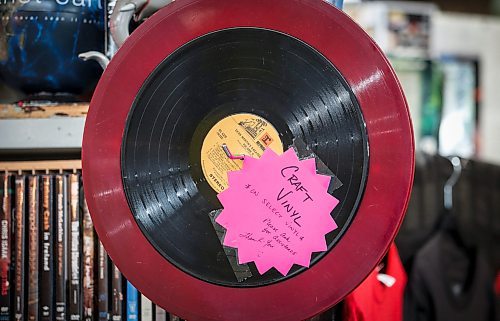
[396,152,500,271]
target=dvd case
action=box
[98,241,109,321]
[126,281,138,321]
[154,305,167,321]
[83,198,95,321]
[68,174,82,321]
[0,174,12,321]
[13,176,26,321]
[141,294,152,321]
[54,175,68,321]
[169,314,182,321]
[111,263,123,321]
[40,175,54,320]
[27,176,39,321]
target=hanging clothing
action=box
[343,244,407,321]
[405,228,496,321]
[495,272,500,321]
[495,272,500,295]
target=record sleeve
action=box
[68,173,82,321]
[13,176,26,321]
[97,241,109,321]
[83,198,96,321]
[40,175,54,321]
[54,174,68,321]
[0,174,13,321]
[27,175,39,321]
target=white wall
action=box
[431,13,500,165]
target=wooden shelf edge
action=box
[0,103,89,119]
[0,159,82,172]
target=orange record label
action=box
[201,113,283,193]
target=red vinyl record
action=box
[83,0,414,320]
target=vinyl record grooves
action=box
[83,0,414,320]
[121,27,369,287]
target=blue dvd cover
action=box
[126,281,139,321]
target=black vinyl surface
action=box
[121,28,369,287]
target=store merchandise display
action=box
[0,172,185,320]
[83,0,414,319]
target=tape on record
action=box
[83,0,414,320]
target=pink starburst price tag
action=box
[216,148,339,276]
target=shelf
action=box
[0,159,81,172]
[0,102,88,119]
[0,103,88,152]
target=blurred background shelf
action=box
[0,159,82,171]
[0,102,88,119]
[0,103,88,157]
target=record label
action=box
[200,113,283,193]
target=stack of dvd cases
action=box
[0,172,184,321]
